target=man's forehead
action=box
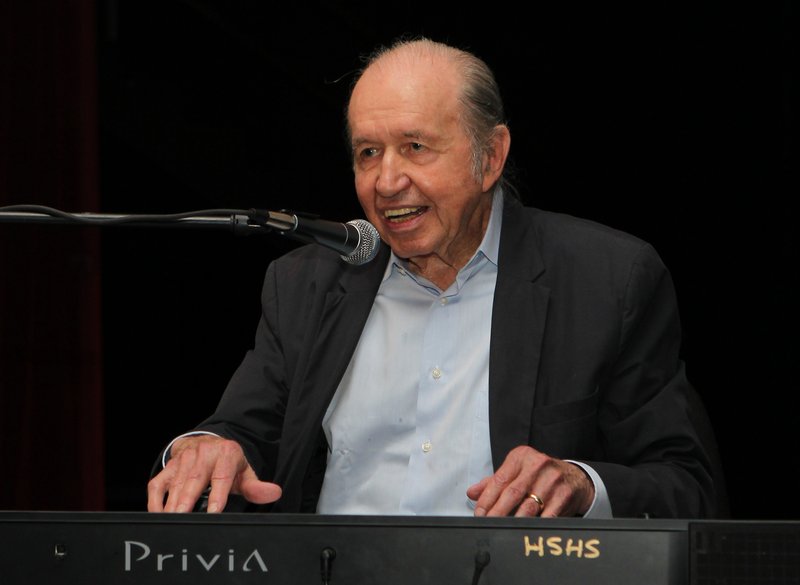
[350,67,459,121]
[350,129,434,147]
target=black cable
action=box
[320,547,336,585]
[471,549,491,585]
[0,204,249,225]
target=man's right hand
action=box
[147,435,282,513]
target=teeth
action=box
[385,207,421,218]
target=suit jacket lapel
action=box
[489,201,550,469]
[308,259,387,410]
[275,246,390,500]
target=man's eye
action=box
[409,143,425,152]
[359,147,378,159]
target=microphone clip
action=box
[246,209,320,229]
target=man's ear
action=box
[481,125,511,192]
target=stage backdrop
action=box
[0,0,104,510]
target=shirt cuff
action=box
[567,460,614,518]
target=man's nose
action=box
[375,151,411,197]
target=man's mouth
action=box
[384,207,428,223]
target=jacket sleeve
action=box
[583,243,716,518]
[189,259,289,483]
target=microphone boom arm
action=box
[0,205,263,235]
[0,205,381,265]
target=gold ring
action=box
[528,493,544,507]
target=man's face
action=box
[347,59,494,266]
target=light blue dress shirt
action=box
[317,192,503,516]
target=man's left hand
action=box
[467,445,595,517]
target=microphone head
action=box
[341,219,380,265]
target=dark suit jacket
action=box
[191,197,717,518]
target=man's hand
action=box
[147,435,282,513]
[467,445,595,517]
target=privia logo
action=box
[124,541,268,573]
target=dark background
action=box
[1,1,796,519]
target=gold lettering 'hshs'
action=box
[523,535,601,559]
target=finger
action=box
[466,476,490,503]
[482,478,534,516]
[204,477,232,513]
[206,473,281,513]
[204,447,248,513]
[238,468,283,504]
[474,469,529,517]
[204,442,283,512]
[473,476,511,517]
[474,447,540,517]
[514,492,545,518]
[146,467,173,512]
[163,446,213,513]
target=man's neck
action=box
[402,190,499,290]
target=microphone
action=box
[249,210,381,266]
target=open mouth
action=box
[384,207,428,223]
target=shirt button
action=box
[422,441,432,453]
[432,367,442,379]
[439,297,448,305]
